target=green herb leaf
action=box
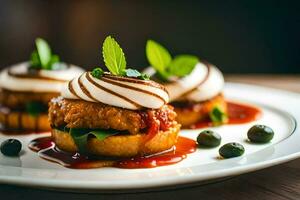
[167,55,199,77]
[146,40,171,79]
[91,67,104,79]
[25,101,48,117]
[138,73,150,80]
[123,68,141,77]
[102,36,126,75]
[47,54,60,69]
[69,128,118,153]
[209,106,228,126]
[35,38,52,69]
[123,68,150,80]
[30,50,40,69]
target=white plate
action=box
[0,83,299,191]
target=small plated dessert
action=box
[0,38,83,133]
[48,36,181,158]
[144,40,227,128]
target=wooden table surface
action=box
[1,75,300,200]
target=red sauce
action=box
[28,136,197,169]
[140,107,174,143]
[190,101,262,129]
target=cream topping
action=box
[61,72,169,110]
[144,62,224,102]
[0,62,84,92]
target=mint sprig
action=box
[29,38,63,70]
[145,40,199,79]
[168,55,199,77]
[36,38,52,68]
[102,36,126,76]
[146,40,171,79]
[91,36,150,80]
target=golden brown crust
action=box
[51,123,180,157]
[172,94,227,127]
[0,107,51,132]
[0,89,59,108]
[48,97,177,135]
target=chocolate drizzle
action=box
[77,74,98,102]
[85,73,142,108]
[63,72,169,110]
[101,76,167,104]
[8,68,66,82]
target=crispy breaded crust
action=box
[172,94,227,127]
[52,123,180,157]
[0,107,51,132]
[48,97,177,135]
[0,89,58,108]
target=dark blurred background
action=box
[0,0,299,73]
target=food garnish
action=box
[0,139,22,156]
[93,36,149,80]
[219,142,245,158]
[91,67,104,78]
[247,125,274,143]
[209,106,228,126]
[70,128,118,153]
[197,130,221,148]
[146,40,199,80]
[30,38,65,70]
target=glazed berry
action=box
[197,130,221,147]
[0,139,22,156]
[247,125,274,143]
[219,142,244,158]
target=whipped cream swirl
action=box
[144,62,224,102]
[0,62,84,93]
[61,72,169,110]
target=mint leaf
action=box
[69,128,118,153]
[30,50,40,69]
[209,106,228,126]
[146,40,171,79]
[102,36,126,75]
[44,54,63,70]
[123,68,141,77]
[139,73,150,80]
[35,38,52,69]
[123,68,150,80]
[91,67,104,79]
[167,55,199,77]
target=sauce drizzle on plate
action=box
[28,136,197,169]
[190,101,262,129]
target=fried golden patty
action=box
[48,97,177,135]
[171,94,227,127]
[0,89,59,108]
[0,106,51,132]
[52,123,180,157]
